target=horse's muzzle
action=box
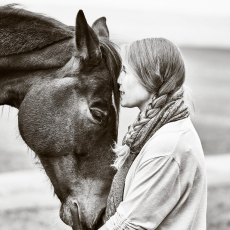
[60,199,105,230]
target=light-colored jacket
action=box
[106,117,207,230]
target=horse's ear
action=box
[75,10,101,61]
[92,17,109,39]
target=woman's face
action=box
[118,63,153,112]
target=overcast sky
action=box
[1,0,230,47]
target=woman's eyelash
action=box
[122,66,127,73]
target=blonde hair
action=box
[113,38,192,169]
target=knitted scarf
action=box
[104,88,189,222]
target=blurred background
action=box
[0,0,230,229]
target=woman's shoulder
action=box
[138,117,204,167]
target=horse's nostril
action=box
[71,203,83,230]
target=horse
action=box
[0,4,121,230]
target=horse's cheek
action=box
[18,85,76,156]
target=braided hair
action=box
[113,38,187,169]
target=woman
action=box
[100,38,207,230]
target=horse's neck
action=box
[0,69,52,108]
[0,38,74,108]
[0,38,74,71]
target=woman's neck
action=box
[138,95,154,115]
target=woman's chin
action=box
[120,103,127,108]
[120,97,136,108]
[120,99,127,108]
[120,102,133,108]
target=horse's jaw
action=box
[34,152,113,230]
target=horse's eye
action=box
[90,108,107,123]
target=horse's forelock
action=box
[99,38,121,115]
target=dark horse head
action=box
[0,5,121,230]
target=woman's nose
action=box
[117,72,123,85]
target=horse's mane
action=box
[99,38,121,115]
[0,4,74,56]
